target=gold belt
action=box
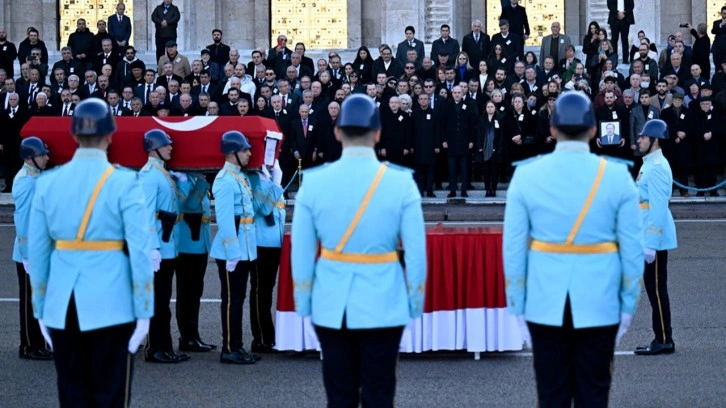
[239,216,254,225]
[55,240,125,251]
[530,240,618,254]
[275,202,286,209]
[319,248,398,263]
[639,202,650,209]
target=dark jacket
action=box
[607,0,635,25]
[67,29,95,61]
[380,108,413,166]
[440,99,477,156]
[462,31,490,65]
[411,106,441,165]
[151,2,181,38]
[108,14,133,44]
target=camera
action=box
[679,23,689,28]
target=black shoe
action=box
[20,348,53,361]
[426,192,436,198]
[460,191,468,197]
[179,338,217,352]
[171,351,190,361]
[145,351,181,363]
[251,343,282,354]
[634,341,675,355]
[710,192,720,197]
[239,347,261,362]
[220,350,256,365]
[447,192,456,198]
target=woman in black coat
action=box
[505,94,540,163]
[476,100,504,197]
[352,46,374,84]
[537,94,558,154]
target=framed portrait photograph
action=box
[599,121,621,145]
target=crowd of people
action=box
[2,0,726,198]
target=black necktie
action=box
[146,85,151,103]
[10,108,15,118]
[63,105,68,116]
[203,85,207,93]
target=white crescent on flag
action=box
[151,116,219,132]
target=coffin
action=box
[20,116,283,170]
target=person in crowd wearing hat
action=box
[151,0,181,63]
[157,40,191,79]
[504,91,643,407]
[210,131,261,365]
[28,98,154,406]
[139,129,190,363]
[13,136,52,361]
[291,94,426,407]
[689,96,721,196]
[632,119,678,355]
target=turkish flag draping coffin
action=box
[21,116,283,170]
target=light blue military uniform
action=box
[637,149,677,250]
[12,164,41,263]
[210,162,257,261]
[28,148,154,331]
[138,157,182,259]
[176,173,212,254]
[291,147,427,329]
[503,141,644,328]
[249,173,286,248]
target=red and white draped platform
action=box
[275,226,524,354]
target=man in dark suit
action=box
[372,46,404,80]
[289,104,318,170]
[430,24,460,63]
[108,2,132,54]
[294,43,316,76]
[135,69,158,105]
[396,26,425,68]
[151,0,181,62]
[0,28,18,78]
[106,90,130,117]
[287,52,312,82]
[206,29,230,68]
[55,89,76,117]
[491,19,523,62]
[461,20,490,65]
[268,35,293,78]
[93,38,120,77]
[440,85,476,197]
[0,93,28,191]
[191,72,218,102]
[711,6,726,70]
[51,47,84,79]
[18,68,43,108]
[156,61,183,91]
[411,93,441,197]
[607,0,635,64]
[500,0,530,59]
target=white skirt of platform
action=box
[274,308,524,353]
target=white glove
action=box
[226,257,240,272]
[644,247,656,264]
[168,170,188,183]
[516,315,532,349]
[259,166,271,182]
[38,320,53,351]
[151,249,162,272]
[127,318,150,353]
[271,161,283,187]
[22,259,30,274]
[615,312,633,347]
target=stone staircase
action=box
[587,0,611,32]
[424,0,453,44]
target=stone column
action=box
[361,0,382,48]
[380,2,420,48]
[634,0,661,45]
[347,0,363,49]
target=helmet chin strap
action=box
[155,148,168,162]
[644,137,655,155]
[31,157,42,172]
[234,151,243,168]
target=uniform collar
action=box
[22,163,40,176]
[342,146,377,158]
[73,148,109,160]
[554,140,590,153]
[643,147,664,162]
[146,156,166,167]
[223,161,241,172]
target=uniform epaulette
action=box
[601,155,634,168]
[301,163,330,175]
[15,168,28,179]
[382,161,414,174]
[511,155,544,167]
[139,163,152,172]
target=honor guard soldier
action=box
[503,92,644,407]
[248,167,286,353]
[210,131,260,364]
[28,98,154,406]
[176,172,217,352]
[139,129,190,363]
[13,136,53,360]
[633,119,678,355]
[291,94,427,407]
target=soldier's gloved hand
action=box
[259,166,271,182]
[127,318,150,353]
[615,312,633,347]
[271,161,283,187]
[226,257,240,272]
[22,259,30,274]
[516,315,532,349]
[644,247,656,264]
[168,171,188,183]
[151,249,162,272]
[38,320,53,351]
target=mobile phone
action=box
[679,23,689,28]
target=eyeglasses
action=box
[405,66,415,69]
